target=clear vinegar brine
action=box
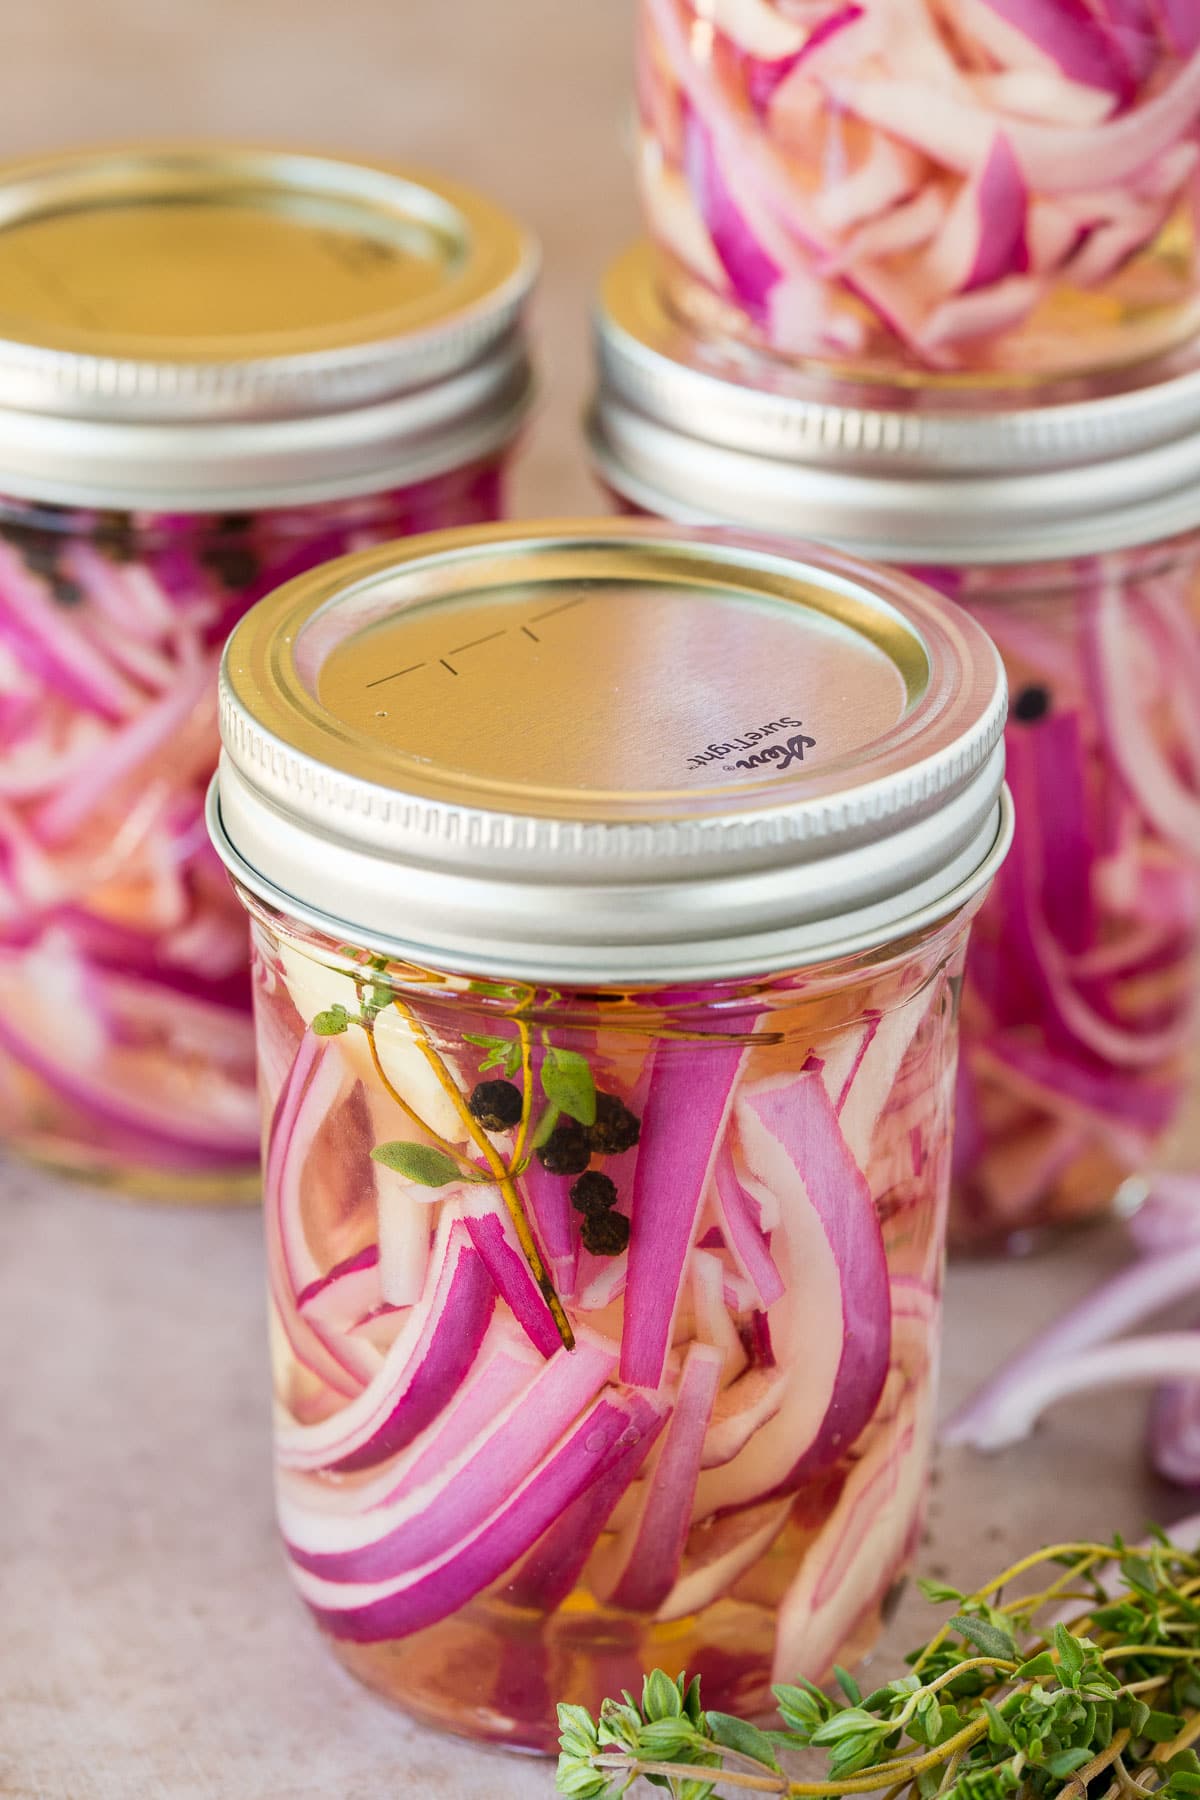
[637,0,1200,381]
[0,143,535,1198]
[211,522,1009,1749]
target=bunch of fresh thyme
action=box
[556,1534,1200,1800]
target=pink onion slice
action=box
[602,1342,725,1613]
[461,1195,564,1359]
[700,1365,789,1469]
[276,1324,544,1520]
[738,1071,891,1483]
[684,105,782,313]
[772,1386,927,1683]
[291,1391,665,1643]
[693,1068,890,1517]
[1150,1376,1200,1488]
[927,132,1029,297]
[949,1333,1200,1451]
[296,1245,384,1335]
[620,1033,749,1389]
[657,1495,793,1624]
[1129,1173,1200,1252]
[275,1210,497,1473]
[280,1328,618,1581]
[713,1142,785,1309]
[962,0,1131,100]
[504,1398,670,1614]
[1087,572,1200,859]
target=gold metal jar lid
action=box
[591,243,1200,565]
[0,143,537,509]
[209,519,1011,982]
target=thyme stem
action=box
[390,996,574,1351]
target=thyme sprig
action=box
[556,1535,1200,1800]
[314,963,578,1349]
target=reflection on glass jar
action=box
[590,246,1200,1250]
[210,521,1008,1747]
[637,0,1200,381]
[0,143,535,1199]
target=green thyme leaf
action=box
[642,1670,683,1723]
[919,1579,966,1605]
[532,1103,561,1150]
[370,1142,463,1187]
[705,1712,780,1770]
[949,1616,1019,1664]
[1052,1622,1085,1683]
[541,1047,597,1126]
[312,1005,349,1036]
[833,1666,862,1706]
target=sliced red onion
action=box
[691,1247,749,1379]
[461,1194,564,1359]
[503,1397,670,1614]
[602,1342,724,1612]
[374,1169,436,1311]
[522,1155,579,1300]
[275,1210,497,1472]
[1157,0,1200,54]
[0,544,138,720]
[277,1324,544,1520]
[830,43,1200,194]
[0,972,259,1162]
[280,1328,618,1581]
[772,1387,927,1683]
[658,1495,793,1623]
[835,990,939,1171]
[926,132,1029,297]
[950,1333,1200,1451]
[296,1245,384,1335]
[291,1391,665,1643]
[712,1143,784,1310]
[960,0,1132,101]
[742,1071,890,1475]
[1128,1172,1200,1252]
[701,1365,789,1468]
[683,106,782,314]
[708,0,804,58]
[31,657,212,846]
[1150,1378,1200,1488]
[693,1068,890,1517]
[620,1034,748,1389]
[1087,572,1200,859]
[946,1239,1200,1452]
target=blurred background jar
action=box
[590,244,1200,1250]
[636,0,1200,382]
[0,143,536,1201]
[209,521,1009,1749]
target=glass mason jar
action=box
[591,244,1200,1249]
[0,143,535,1200]
[209,520,1009,1750]
[636,0,1200,382]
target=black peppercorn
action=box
[587,1091,641,1156]
[581,1209,631,1257]
[1013,684,1051,723]
[467,1079,523,1132]
[536,1118,591,1176]
[569,1170,618,1216]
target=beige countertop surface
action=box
[0,1,1197,1794]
